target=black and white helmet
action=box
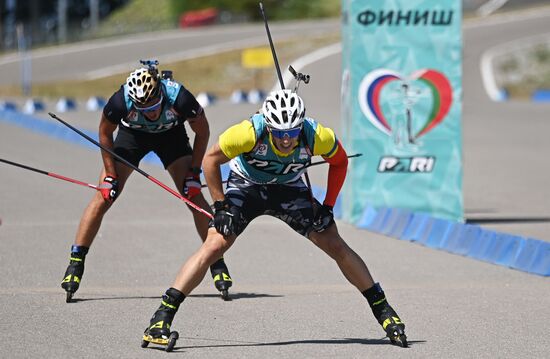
[126,68,159,104]
[262,90,305,130]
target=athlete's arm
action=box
[202,143,231,202]
[323,141,348,207]
[310,121,348,207]
[187,109,210,170]
[203,120,256,202]
[102,87,127,125]
[174,87,209,170]
[98,112,119,176]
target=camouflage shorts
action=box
[210,171,320,237]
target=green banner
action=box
[341,0,463,222]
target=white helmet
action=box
[262,89,305,130]
[126,68,159,105]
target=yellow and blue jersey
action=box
[219,114,338,184]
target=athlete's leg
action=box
[308,224,374,291]
[74,163,133,247]
[146,229,236,337]
[172,228,236,294]
[309,225,407,346]
[167,156,232,295]
[62,162,133,297]
[166,155,212,241]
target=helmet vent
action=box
[282,111,288,123]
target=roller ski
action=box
[61,245,88,303]
[141,328,179,352]
[210,257,233,301]
[142,288,185,352]
[382,315,407,348]
[364,283,408,348]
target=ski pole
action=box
[306,153,362,169]
[47,112,213,219]
[259,2,319,206]
[200,153,363,188]
[259,2,284,89]
[0,158,110,191]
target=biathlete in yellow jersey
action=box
[142,89,408,348]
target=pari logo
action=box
[358,68,453,142]
[378,156,435,173]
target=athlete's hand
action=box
[312,204,334,232]
[100,175,119,203]
[183,170,202,198]
[213,200,235,236]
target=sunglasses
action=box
[270,127,302,139]
[135,94,163,113]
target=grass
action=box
[496,43,550,99]
[0,33,340,100]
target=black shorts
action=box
[113,125,192,169]
[211,171,322,237]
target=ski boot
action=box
[364,283,408,348]
[142,288,185,352]
[61,245,88,303]
[210,257,232,301]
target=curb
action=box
[314,188,550,277]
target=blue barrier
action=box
[532,89,550,102]
[56,97,77,112]
[528,241,550,276]
[510,238,542,273]
[489,233,523,266]
[230,90,248,104]
[356,205,378,229]
[247,89,266,104]
[365,207,393,233]
[86,96,106,111]
[401,213,430,242]
[413,217,436,245]
[443,224,481,256]
[0,101,17,111]
[468,230,496,261]
[424,218,452,249]
[379,208,404,236]
[23,99,45,114]
[384,209,413,238]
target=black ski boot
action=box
[363,283,408,348]
[61,245,88,303]
[210,257,233,301]
[142,288,185,352]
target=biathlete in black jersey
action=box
[61,63,232,302]
[142,89,408,349]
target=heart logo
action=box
[358,68,453,140]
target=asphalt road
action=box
[0,10,549,359]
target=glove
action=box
[213,200,235,236]
[312,204,334,232]
[183,168,202,198]
[100,175,119,203]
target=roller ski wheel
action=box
[141,330,179,352]
[210,259,233,301]
[382,319,407,348]
[220,289,230,301]
[387,326,408,348]
[61,249,86,303]
[65,291,75,303]
[215,280,232,301]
